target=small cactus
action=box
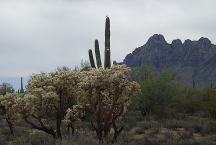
[211,83,213,88]
[192,80,195,88]
[20,77,24,93]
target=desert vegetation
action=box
[1,17,216,145]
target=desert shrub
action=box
[133,67,179,118]
[172,87,216,117]
[0,82,15,95]
[200,88,216,118]
[0,93,20,135]
[15,67,82,139]
[131,65,216,119]
[172,87,203,115]
[76,65,140,143]
[136,120,160,130]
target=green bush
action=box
[132,66,179,118]
[172,87,202,114]
[200,88,216,118]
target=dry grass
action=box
[1,112,216,145]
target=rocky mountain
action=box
[123,34,216,86]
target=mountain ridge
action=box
[123,34,216,86]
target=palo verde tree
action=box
[15,67,82,139]
[88,16,111,69]
[76,65,140,143]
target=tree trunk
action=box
[112,120,124,143]
[6,118,14,135]
[56,112,62,139]
[24,117,57,139]
[67,124,75,136]
[91,121,103,142]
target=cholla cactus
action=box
[1,64,140,142]
[14,67,82,139]
[64,105,85,135]
[0,93,19,135]
[79,65,140,142]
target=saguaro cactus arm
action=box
[88,49,96,68]
[95,39,102,68]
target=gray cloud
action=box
[0,0,216,88]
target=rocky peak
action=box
[197,37,211,48]
[183,39,193,47]
[171,39,183,47]
[146,34,167,45]
[198,37,211,44]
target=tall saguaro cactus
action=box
[104,16,111,69]
[20,77,24,93]
[88,16,111,69]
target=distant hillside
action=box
[123,34,216,86]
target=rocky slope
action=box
[123,34,216,86]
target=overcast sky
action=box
[0,0,216,89]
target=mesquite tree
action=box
[77,65,140,142]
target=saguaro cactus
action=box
[211,83,213,88]
[192,80,195,88]
[20,77,24,93]
[88,16,111,69]
[104,16,111,69]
